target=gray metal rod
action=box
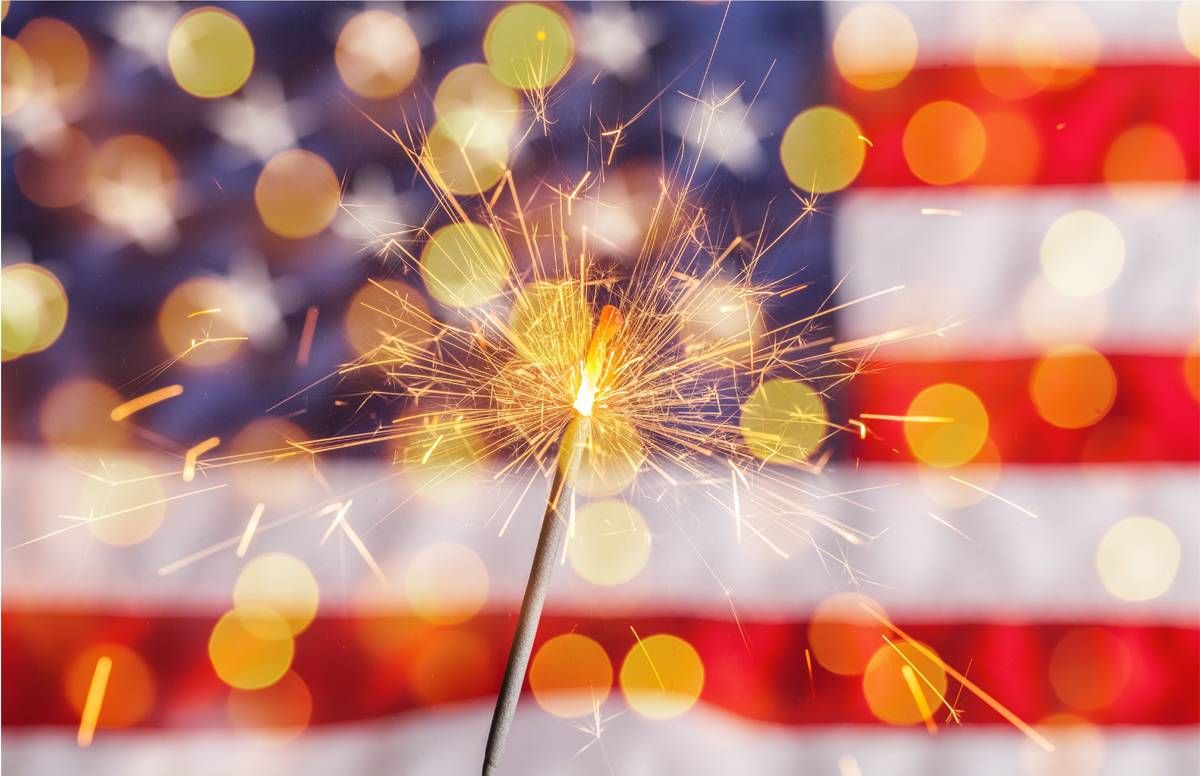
[482,417,590,776]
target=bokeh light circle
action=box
[255,149,341,239]
[508,280,590,372]
[904,383,989,468]
[903,101,986,185]
[208,607,295,690]
[157,276,247,367]
[575,415,643,497]
[1,36,34,115]
[832,3,918,91]
[64,644,155,729]
[740,378,829,465]
[808,593,890,676]
[1039,210,1125,297]
[14,127,94,208]
[404,541,489,625]
[167,7,254,99]
[420,119,510,196]
[344,278,433,358]
[16,17,90,102]
[530,633,613,718]
[1,263,68,361]
[1094,516,1181,602]
[335,10,420,99]
[79,457,166,546]
[1048,627,1132,712]
[1102,124,1187,207]
[619,633,705,719]
[435,63,521,148]
[1182,1,1200,59]
[971,110,1041,186]
[779,106,866,193]
[419,222,510,308]
[1029,345,1116,429]
[227,670,313,743]
[234,553,320,636]
[862,639,947,725]
[40,378,130,454]
[484,3,574,90]
[568,500,651,587]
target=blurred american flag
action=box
[2,2,1198,775]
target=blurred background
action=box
[2,1,1198,774]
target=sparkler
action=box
[483,304,622,774]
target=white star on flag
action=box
[209,76,318,165]
[670,84,767,177]
[578,3,657,81]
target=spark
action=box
[900,664,939,735]
[861,603,1055,752]
[920,208,961,217]
[848,419,867,439]
[186,307,221,318]
[856,134,874,147]
[630,626,666,690]
[859,413,953,423]
[927,512,973,542]
[110,384,184,421]
[182,436,221,482]
[804,647,815,699]
[948,476,1038,518]
[235,502,265,558]
[296,305,319,367]
[76,655,112,748]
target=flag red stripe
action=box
[837,64,1200,188]
[847,354,1200,463]
[4,607,1197,729]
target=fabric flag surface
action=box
[2,2,1198,775]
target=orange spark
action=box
[901,664,939,735]
[77,655,112,747]
[804,647,816,699]
[296,305,319,367]
[110,384,184,421]
[182,436,221,482]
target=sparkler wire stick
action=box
[483,305,624,775]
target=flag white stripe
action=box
[3,702,1196,776]
[833,186,1200,357]
[4,449,1196,620]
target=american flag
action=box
[2,2,1198,774]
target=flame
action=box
[573,304,623,417]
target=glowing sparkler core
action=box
[573,304,624,417]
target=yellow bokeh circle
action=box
[234,553,320,637]
[78,457,166,546]
[419,222,510,308]
[568,500,651,587]
[740,378,828,465]
[904,383,989,468]
[421,119,510,196]
[576,415,643,497]
[484,3,574,90]
[344,278,433,358]
[395,411,488,501]
[404,541,489,625]
[208,607,295,690]
[168,7,254,99]
[530,633,613,718]
[1,263,68,361]
[157,276,247,367]
[832,3,918,91]
[903,101,986,185]
[435,63,521,148]
[619,633,705,719]
[1039,210,1125,297]
[335,10,420,99]
[1094,516,1181,602]
[780,106,866,194]
[862,639,947,726]
[1029,345,1116,430]
[508,280,591,373]
[255,149,341,239]
[64,644,155,730]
